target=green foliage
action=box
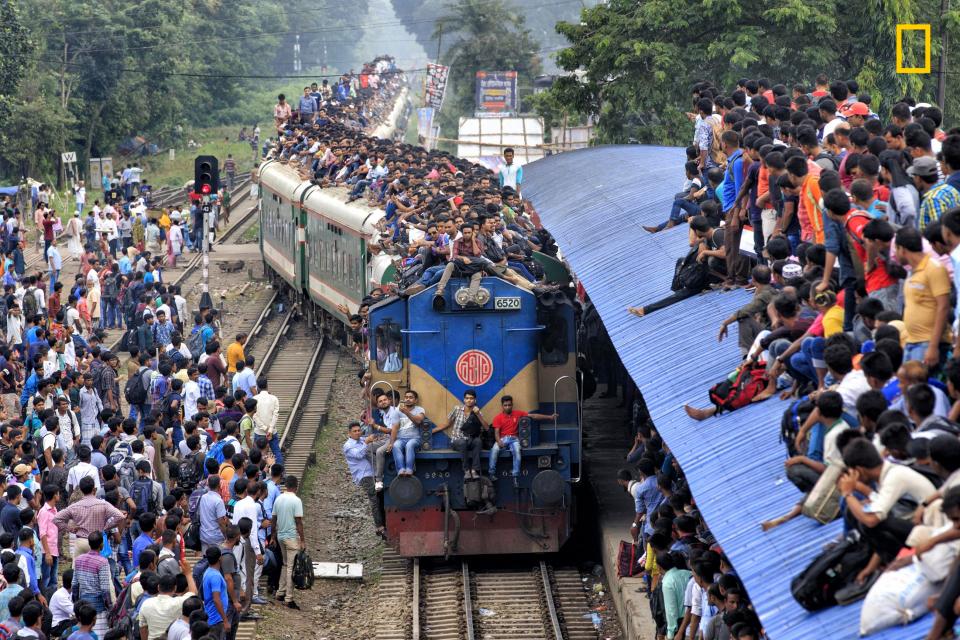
[0,0,33,141]
[543,0,960,145]
[0,0,363,183]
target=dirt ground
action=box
[258,354,382,640]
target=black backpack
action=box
[671,247,709,293]
[791,531,871,611]
[124,368,148,406]
[177,453,201,491]
[292,549,314,590]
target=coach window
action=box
[375,321,402,372]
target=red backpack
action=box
[708,362,768,414]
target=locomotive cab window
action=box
[374,321,403,372]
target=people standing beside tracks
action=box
[343,421,385,537]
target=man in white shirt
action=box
[497,148,523,193]
[183,366,201,422]
[231,480,266,605]
[839,438,937,570]
[66,445,100,492]
[253,379,282,462]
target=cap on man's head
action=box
[12,464,30,477]
[847,102,870,116]
[907,156,939,179]
[781,263,803,280]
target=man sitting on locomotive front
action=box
[434,389,487,478]
[389,390,425,477]
[488,395,558,486]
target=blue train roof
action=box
[524,145,933,640]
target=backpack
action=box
[843,211,872,282]
[184,518,202,552]
[21,288,36,319]
[191,557,210,601]
[616,540,642,578]
[292,549,314,590]
[130,477,156,517]
[160,392,181,429]
[124,368,148,406]
[708,362,768,415]
[187,327,206,361]
[208,440,228,464]
[119,326,137,352]
[188,486,206,519]
[0,620,16,640]
[91,361,109,400]
[177,453,201,491]
[671,246,709,293]
[791,531,872,611]
[109,442,137,491]
[106,576,143,637]
[815,151,841,171]
[780,398,816,457]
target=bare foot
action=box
[752,384,776,402]
[779,389,795,401]
[642,225,659,234]
[627,306,645,317]
[684,404,715,421]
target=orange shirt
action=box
[226,341,245,374]
[758,165,773,209]
[799,173,824,244]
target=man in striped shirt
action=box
[72,531,115,638]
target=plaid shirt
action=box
[52,495,126,538]
[72,551,113,612]
[197,375,215,401]
[919,182,960,231]
[447,406,470,440]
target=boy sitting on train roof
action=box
[489,395,558,487]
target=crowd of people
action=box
[618,75,960,640]
[0,67,390,640]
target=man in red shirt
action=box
[488,395,557,484]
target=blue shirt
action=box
[263,480,281,520]
[720,149,744,212]
[342,438,373,484]
[806,422,826,463]
[202,567,228,625]
[131,532,154,568]
[0,583,23,620]
[629,476,664,536]
[16,547,38,594]
[198,489,226,545]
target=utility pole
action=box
[937,0,950,111]
[436,24,443,62]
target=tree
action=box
[433,0,542,146]
[543,0,960,145]
[0,0,33,140]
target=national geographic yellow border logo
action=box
[896,24,931,73]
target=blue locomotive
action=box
[257,106,582,559]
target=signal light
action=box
[193,155,219,196]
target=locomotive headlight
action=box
[538,455,551,469]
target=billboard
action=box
[475,71,518,116]
[424,63,449,111]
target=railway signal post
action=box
[193,155,220,311]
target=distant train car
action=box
[257,88,582,558]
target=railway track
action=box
[377,556,598,640]
[255,314,339,480]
